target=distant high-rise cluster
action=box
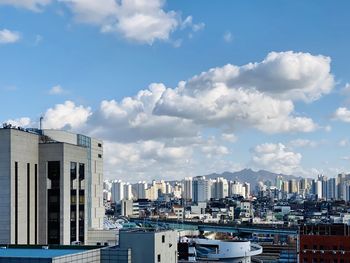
[104,175,251,204]
[255,174,350,201]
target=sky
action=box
[1,0,350,182]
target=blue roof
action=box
[0,248,85,258]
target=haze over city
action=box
[1,1,350,182]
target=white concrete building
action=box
[111,180,124,203]
[0,127,104,245]
[192,176,210,203]
[182,177,193,201]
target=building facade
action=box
[0,127,104,245]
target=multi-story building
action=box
[299,224,350,263]
[123,183,133,200]
[192,176,210,203]
[134,181,147,199]
[182,177,192,201]
[212,177,229,199]
[0,127,104,245]
[111,180,124,204]
[326,177,337,200]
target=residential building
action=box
[192,176,210,203]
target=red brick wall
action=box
[299,235,350,262]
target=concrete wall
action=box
[119,231,155,263]
[119,230,177,263]
[86,229,118,246]
[39,143,88,245]
[43,130,77,145]
[0,129,40,244]
[90,138,104,230]
[0,129,11,244]
[154,231,177,263]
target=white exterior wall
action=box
[111,180,124,203]
[0,129,10,244]
[182,177,192,200]
[90,138,104,230]
[0,129,39,244]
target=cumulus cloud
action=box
[0,29,21,44]
[251,143,302,175]
[43,100,92,129]
[184,51,334,102]
[333,107,350,122]
[87,83,199,142]
[5,117,32,127]
[0,0,51,11]
[8,50,334,180]
[1,0,202,44]
[60,0,200,44]
[154,83,317,134]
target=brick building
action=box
[299,224,350,263]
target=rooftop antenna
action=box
[39,116,44,130]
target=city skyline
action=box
[1,1,350,181]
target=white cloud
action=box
[154,82,317,134]
[0,29,21,44]
[9,50,334,180]
[43,100,92,129]
[289,139,318,148]
[60,0,199,44]
[185,51,334,102]
[104,140,195,181]
[333,107,350,122]
[223,31,233,43]
[5,117,32,127]
[49,85,66,95]
[181,16,205,32]
[251,143,302,175]
[0,0,51,11]
[221,133,237,143]
[338,138,350,147]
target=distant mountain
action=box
[205,168,301,189]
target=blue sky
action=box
[1,0,350,181]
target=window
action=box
[98,154,102,158]
[157,254,161,262]
[98,143,102,147]
[162,235,165,243]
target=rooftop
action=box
[0,248,86,259]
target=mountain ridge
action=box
[204,168,301,188]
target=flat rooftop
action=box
[0,248,87,258]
